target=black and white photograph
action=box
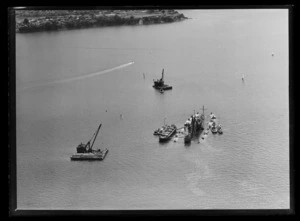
[10,6,292,213]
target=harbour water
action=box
[16,9,289,209]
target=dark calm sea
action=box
[16,9,289,209]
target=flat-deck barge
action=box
[71,149,108,161]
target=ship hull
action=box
[153,85,172,90]
[70,149,108,161]
[159,127,176,142]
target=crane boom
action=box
[90,123,102,150]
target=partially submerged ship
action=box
[159,124,177,142]
[70,123,108,161]
[153,69,172,91]
[184,106,206,143]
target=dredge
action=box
[70,123,108,161]
[153,69,172,91]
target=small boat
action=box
[217,125,223,134]
[204,129,209,135]
[70,123,108,161]
[210,112,216,119]
[211,125,218,134]
[159,124,177,142]
[184,133,192,144]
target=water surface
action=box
[16,9,289,209]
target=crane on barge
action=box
[71,123,108,161]
[153,69,172,91]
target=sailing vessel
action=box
[70,123,108,161]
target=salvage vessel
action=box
[183,106,206,143]
[159,124,177,142]
[70,123,108,161]
[153,69,172,91]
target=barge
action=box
[70,123,108,161]
[71,149,108,161]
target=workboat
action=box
[184,133,192,144]
[217,125,223,134]
[153,69,172,90]
[211,125,218,134]
[159,124,177,142]
[210,112,216,119]
[70,123,108,161]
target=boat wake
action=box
[20,61,134,91]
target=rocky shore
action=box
[16,10,188,33]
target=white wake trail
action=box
[20,61,134,91]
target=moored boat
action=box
[217,124,223,134]
[159,124,177,142]
[210,112,216,119]
[211,124,218,134]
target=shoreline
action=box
[16,10,188,33]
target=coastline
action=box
[16,10,188,33]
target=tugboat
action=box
[153,69,172,91]
[70,123,108,161]
[159,124,177,142]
